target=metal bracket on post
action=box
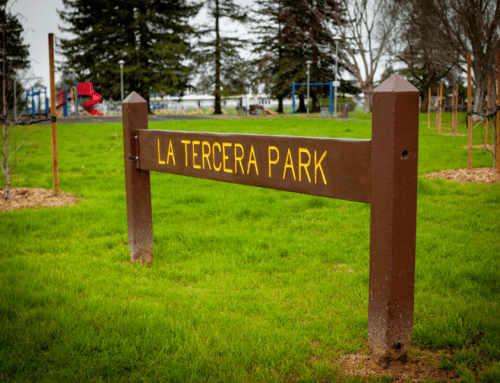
[369,74,419,365]
[122,92,153,264]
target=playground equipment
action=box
[25,87,49,119]
[77,82,103,116]
[187,109,205,116]
[154,109,175,116]
[248,104,277,115]
[292,82,333,115]
[56,88,68,117]
[54,81,104,117]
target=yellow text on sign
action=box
[157,139,326,185]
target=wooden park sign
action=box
[122,74,419,363]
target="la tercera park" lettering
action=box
[157,138,327,185]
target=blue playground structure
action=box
[25,87,50,119]
[150,93,168,111]
[292,82,333,115]
[62,86,69,117]
[150,101,167,111]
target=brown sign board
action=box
[137,130,371,203]
[122,74,419,364]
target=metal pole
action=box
[306,61,312,114]
[334,40,339,118]
[330,82,333,116]
[307,66,310,114]
[119,60,125,102]
[121,65,124,101]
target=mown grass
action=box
[1,114,499,382]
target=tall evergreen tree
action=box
[1,1,30,113]
[58,0,199,112]
[194,0,248,114]
[252,0,295,113]
[253,0,348,113]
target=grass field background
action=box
[1,112,499,382]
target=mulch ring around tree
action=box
[0,187,82,212]
[423,168,499,184]
[336,347,458,382]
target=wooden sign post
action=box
[122,74,419,363]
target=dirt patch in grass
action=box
[337,348,457,382]
[0,187,82,212]
[424,168,499,184]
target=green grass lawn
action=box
[1,114,499,382]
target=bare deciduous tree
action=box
[398,0,500,112]
[1,2,39,202]
[300,0,399,113]
[386,0,460,112]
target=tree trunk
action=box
[473,81,485,113]
[277,95,284,113]
[362,82,373,113]
[297,93,306,113]
[214,0,222,115]
[420,91,428,113]
[277,2,283,115]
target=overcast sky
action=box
[8,0,255,90]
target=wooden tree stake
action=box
[497,50,500,174]
[467,53,473,170]
[451,88,455,133]
[48,33,59,193]
[438,82,443,134]
[486,76,491,145]
[428,88,431,129]
[455,84,459,134]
